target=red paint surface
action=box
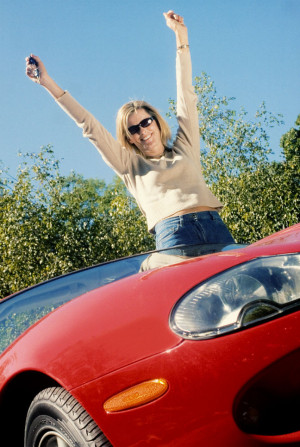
[1,223,300,445]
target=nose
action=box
[138,124,149,137]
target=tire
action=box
[24,386,112,447]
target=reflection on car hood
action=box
[0,243,245,354]
[139,244,246,271]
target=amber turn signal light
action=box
[103,378,169,413]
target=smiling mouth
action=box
[141,134,152,145]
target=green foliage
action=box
[169,73,298,243]
[280,114,300,174]
[1,75,299,298]
[0,146,154,298]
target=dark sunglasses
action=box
[128,117,154,135]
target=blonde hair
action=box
[116,100,172,151]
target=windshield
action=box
[0,243,245,354]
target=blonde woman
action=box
[26,11,234,249]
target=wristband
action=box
[177,44,189,50]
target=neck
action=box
[147,146,165,159]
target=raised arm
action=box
[25,54,65,99]
[25,54,132,177]
[163,10,189,50]
[163,11,200,160]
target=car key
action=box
[28,56,40,81]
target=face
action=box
[127,109,165,158]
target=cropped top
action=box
[56,49,222,231]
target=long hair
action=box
[116,100,172,151]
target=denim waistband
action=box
[154,211,219,233]
[179,210,219,222]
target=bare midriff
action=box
[167,206,217,218]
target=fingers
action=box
[163,10,184,24]
[25,54,43,83]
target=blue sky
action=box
[1,0,299,184]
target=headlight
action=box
[170,254,300,340]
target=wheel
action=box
[24,387,112,447]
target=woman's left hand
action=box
[163,10,186,32]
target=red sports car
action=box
[0,224,300,446]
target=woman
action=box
[26,11,235,249]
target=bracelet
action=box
[177,44,189,50]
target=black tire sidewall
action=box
[26,413,78,447]
[25,394,90,447]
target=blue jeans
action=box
[154,211,235,250]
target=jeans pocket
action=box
[155,220,180,249]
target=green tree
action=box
[0,146,154,298]
[1,76,299,298]
[280,114,300,201]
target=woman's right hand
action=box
[25,54,65,99]
[25,54,49,86]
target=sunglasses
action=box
[128,117,154,135]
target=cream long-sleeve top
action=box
[56,49,222,232]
